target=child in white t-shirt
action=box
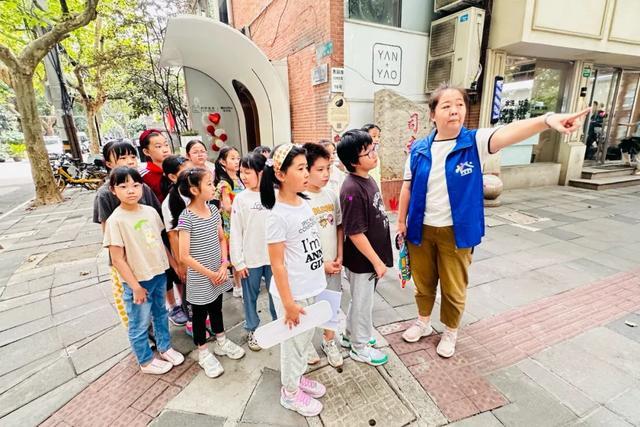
[230,153,277,351]
[303,143,344,368]
[260,144,327,418]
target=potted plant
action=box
[9,143,26,162]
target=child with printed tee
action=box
[336,130,393,366]
[103,167,184,374]
[93,141,163,328]
[261,144,327,417]
[302,143,344,368]
[214,146,245,298]
[230,153,277,351]
[174,168,245,378]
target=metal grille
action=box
[435,0,461,9]
[429,19,456,57]
[426,55,453,92]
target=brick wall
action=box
[230,0,344,143]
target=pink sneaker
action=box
[299,376,326,398]
[280,387,323,417]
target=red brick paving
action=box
[379,269,640,422]
[40,354,199,427]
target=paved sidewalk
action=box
[1,185,639,426]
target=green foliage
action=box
[8,142,26,158]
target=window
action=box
[349,0,401,27]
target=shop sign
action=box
[327,95,350,133]
[316,41,333,60]
[491,76,504,125]
[331,67,344,93]
[372,43,402,86]
[311,64,328,86]
[582,67,592,78]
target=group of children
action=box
[95,124,391,416]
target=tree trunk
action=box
[13,72,63,205]
[85,103,100,154]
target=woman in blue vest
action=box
[396,83,589,358]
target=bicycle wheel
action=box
[54,175,67,192]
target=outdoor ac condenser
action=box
[425,6,485,92]
[434,0,481,13]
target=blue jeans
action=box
[242,265,277,331]
[123,273,171,365]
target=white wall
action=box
[343,20,429,131]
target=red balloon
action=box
[206,124,215,135]
[219,133,228,142]
[211,143,220,151]
[208,113,221,124]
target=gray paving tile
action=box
[373,306,403,327]
[57,304,119,346]
[0,328,62,377]
[0,316,54,347]
[567,328,640,379]
[50,285,104,314]
[0,357,75,418]
[538,227,583,241]
[151,410,226,427]
[516,359,597,416]
[69,325,129,374]
[240,368,309,426]
[605,387,640,426]
[574,407,633,426]
[448,411,503,427]
[606,313,640,345]
[490,366,578,427]
[376,278,416,307]
[532,341,634,404]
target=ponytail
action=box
[168,185,186,230]
[259,163,278,209]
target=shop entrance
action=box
[233,80,261,152]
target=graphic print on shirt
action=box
[372,192,389,229]
[455,161,474,176]
[133,219,159,248]
[301,228,324,271]
[312,203,335,228]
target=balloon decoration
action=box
[202,112,227,152]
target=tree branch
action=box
[20,0,99,71]
[0,44,22,74]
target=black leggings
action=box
[191,295,224,346]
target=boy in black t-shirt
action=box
[337,129,393,366]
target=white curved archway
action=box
[160,15,291,153]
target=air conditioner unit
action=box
[434,0,481,14]
[425,6,485,93]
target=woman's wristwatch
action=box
[543,112,555,128]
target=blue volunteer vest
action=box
[406,127,485,249]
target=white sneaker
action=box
[247,331,262,351]
[199,351,224,378]
[402,319,433,343]
[140,358,173,375]
[280,387,323,417]
[349,346,388,366]
[299,375,326,398]
[233,286,243,298]
[437,329,458,358]
[160,348,185,366]
[321,339,344,368]
[307,345,320,365]
[213,338,246,360]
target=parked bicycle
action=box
[50,154,107,191]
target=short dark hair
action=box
[259,144,308,209]
[337,129,372,173]
[302,143,330,168]
[185,139,207,155]
[253,146,272,156]
[104,141,138,171]
[428,82,470,113]
[362,123,380,133]
[240,152,266,173]
[109,166,143,187]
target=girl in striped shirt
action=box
[173,168,245,378]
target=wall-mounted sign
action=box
[316,41,333,60]
[327,95,350,133]
[491,76,504,125]
[372,43,402,86]
[582,67,592,78]
[331,67,344,93]
[311,64,328,86]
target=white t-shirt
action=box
[161,195,174,232]
[266,200,327,301]
[230,189,270,270]
[304,188,342,262]
[403,128,498,227]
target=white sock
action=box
[199,348,209,358]
[216,335,227,346]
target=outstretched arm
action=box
[491,108,591,153]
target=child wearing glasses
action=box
[336,129,393,367]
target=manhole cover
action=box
[37,244,102,266]
[308,359,415,426]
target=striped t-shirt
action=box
[176,205,232,305]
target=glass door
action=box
[584,67,620,162]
